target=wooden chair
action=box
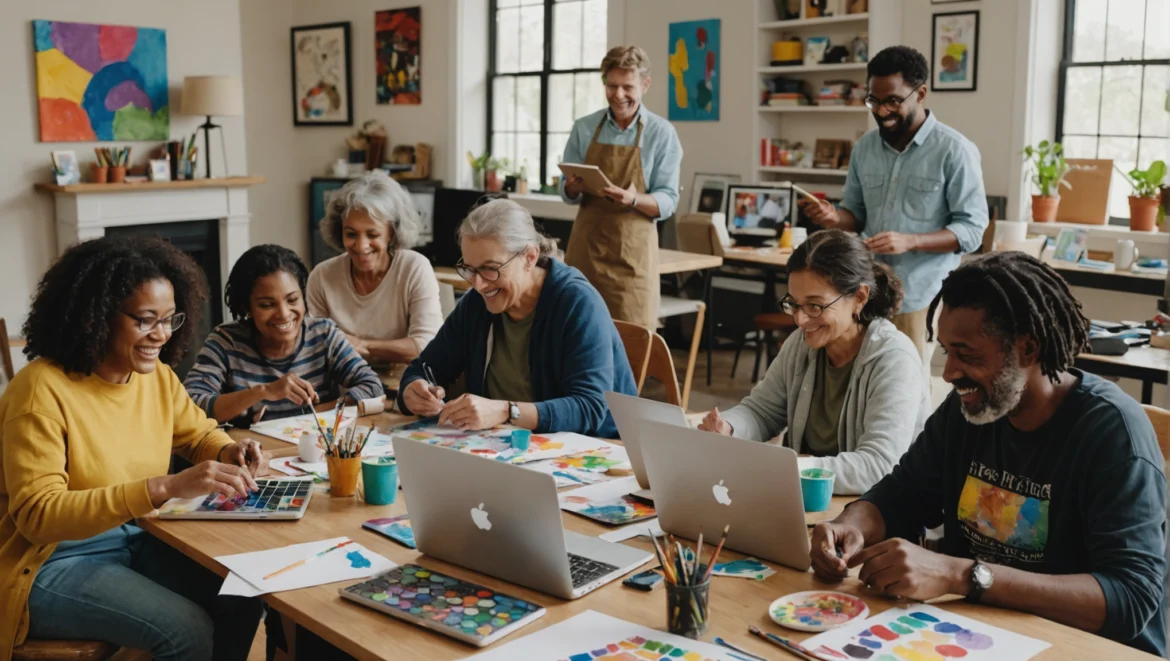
[731,312,798,383]
[1,317,14,382]
[12,640,117,661]
[646,331,682,407]
[1141,404,1170,464]
[614,320,653,392]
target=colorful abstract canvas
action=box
[375,7,421,104]
[931,11,979,91]
[667,19,720,121]
[33,20,168,142]
[558,477,656,525]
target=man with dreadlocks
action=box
[810,252,1167,656]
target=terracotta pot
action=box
[1031,195,1060,222]
[485,169,502,192]
[109,166,126,183]
[90,164,108,184]
[1129,195,1160,232]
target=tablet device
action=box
[557,163,616,195]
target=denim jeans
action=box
[27,524,261,661]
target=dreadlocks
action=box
[926,251,1090,384]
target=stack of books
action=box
[766,92,809,107]
[815,81,858,106]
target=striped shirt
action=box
[183,316,383,422]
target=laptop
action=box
[638,420,811,571]
[395,438,652,600]
[158,477,314,520]
[604,391,690,500]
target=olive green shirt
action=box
[484,312,535,404]
[801,349,854,457]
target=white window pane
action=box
[547,131,572,184]
[1099,137,1138,219]
[1105,0,1145,61]
[492,77,515,132]
[1143,66,1170,137]
[1062,68,1102,135]
[582,0,608,68]
[575,72,605,117]
[516,76,542,132]
[519,6,545,73]
[1100,66,1143,136]
[498,0,519,7]
[1073,0,1107,62]
[1061,135,1099,160]
[548,74,575,132]
[516,133,541,184]
[1147,0,1170,58]
[553,2,583,70]
[520,0,543,4]
[492,132,516,168]
[1139,137,1170,166]
[496,9,520,73]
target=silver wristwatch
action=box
[966,561,994,603]
[509,401,521,421]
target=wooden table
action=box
[658,249,723,274]
[138,415,1150,661]
[721,245,792,271]
[1077,345,1170,404]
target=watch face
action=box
[973,563,993,587]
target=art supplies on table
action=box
[459,610,735,660]
[249,406,358,445]
[392,419,607,464]
[714,636,768,661]
[801,605,1051,661]
[598,518,665,543]
[269,456,328,481]
[523,442,630,487]
[218,536,394,597]
[651,525,728,639]
[363,514,416,549]
[341,564,545,647]
[712,557,776,581]
[749,625,821,661]
[558,476,657,525]
[158,477,314,520]
[622,568,665,591]
[768,591,869,632]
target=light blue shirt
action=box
[840,111,988,313]
[558,104,683,221]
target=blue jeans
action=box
[27,525,261,661]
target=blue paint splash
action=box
[346,550,371,569]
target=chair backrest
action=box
[0,318,13,382]
[614,320,653,392]
[995,235,1047,258]
[1141,404,1170,465]
[438,282,456,319]
[646,331,682,406]
[675,214,719,256]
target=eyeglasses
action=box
[122,311,186,334]
[864,87,922,112]
[780,294,846,319]
[455,251,524,283]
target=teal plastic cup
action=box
[511,429,531,452]
[800,468,835,512]
[361,456,398,506]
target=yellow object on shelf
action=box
[772,39,803,65]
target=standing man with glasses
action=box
[800,46,988,362]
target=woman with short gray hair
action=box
[307,170,442,366]
[397,199,636,438]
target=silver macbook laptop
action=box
[604,391,690,498]
[395,438,653,600]
[639,420,811,571]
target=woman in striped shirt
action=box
[184,244,383,424]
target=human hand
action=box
[698,407,732,435]
[865,232,918,255]
[262,373,318,406]
[799,198,840,228]
[601,183,638,208]
[344,333,370,358]
[437,394,509,430]
[810,522,866,581]
[403,379,446,417]
[852,538,970,601]
[564,176,586,199]
[166,460,259,501]
[218,438,269,477]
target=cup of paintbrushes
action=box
[665,567,710,639]
[326,452,362,497]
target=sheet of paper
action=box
[390,422,607,464]
[712,557,775,581]
[248,406,358,445]
[598,519,664,543]
[802,604,1051,661]
[460,609,732,660]
[215,536,394,597]
[524,441,629,487]
[558,476,656,525]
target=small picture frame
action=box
[931,10,980,92]
[50,150,80,185]
[291,22,354,126]
[149,159,172,182]
[726,184,795,236]
[1052,228,1088,263]
[689,172,742,214]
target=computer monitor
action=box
[725,184,794,240]
[429,188,505,268]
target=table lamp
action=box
[180,75,243,179]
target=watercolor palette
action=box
[340,564,545,647]
[768,591,869,632]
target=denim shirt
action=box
[840,112,988,313]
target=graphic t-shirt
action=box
[860,371,1167,656]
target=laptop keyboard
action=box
[568,553,619,588]
[197,479,311,514]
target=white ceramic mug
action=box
[299,431,325,463]
[790,226,808,248]
[1114,239,1139,271]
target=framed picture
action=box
[291,22,353,126]
[689,172,741,214]
[50,150,80,185]
[375,7,421,104]
[931,11,979,92]
[667,19,720,121]
[1052,228,1088,264]
[148,159,171,182]
[726,184,794,236]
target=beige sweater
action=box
[307,250,443,355]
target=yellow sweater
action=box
[0,358,233,657]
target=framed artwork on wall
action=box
[375,7,421,105]
[931,11,979,92]
[667,19,720,121]
[689,172,741,214]
[291,22,353,126]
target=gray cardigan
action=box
[722,319,930,495]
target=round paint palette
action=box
[768,591,869,632]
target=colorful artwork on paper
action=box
[364,515,417,549]
[33,20,168,142]
[667,19,719,121]
[526,444,630,487]
[768,591,868,632]
[375,7,421,104]
[391,420,605,464]
[712,557,776,581]
[248,407,357,445]
[555,636,719,661]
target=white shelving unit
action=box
[759,106,870,114]
[759,13,869,29]
[759,165,849,177]
[758,62,869,75]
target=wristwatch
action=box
[508,401,521,421]
[966,561,994,603]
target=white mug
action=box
[299,431,325,463]
[1114,239,1139,271]
[790,226,808,248]
[331,158,348,177]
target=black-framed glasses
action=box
[122,311,186,334]
[780,294,846,319]
[864,87,923,112]
[455,251,524,283]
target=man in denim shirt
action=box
[802,46,988,359]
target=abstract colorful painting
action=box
[33,20,168,142]
[391,421,606,464]
[291,22,353,126]
[559,477,656,525]
[364,515,417,549]
[375,7,421,104]
[931,11,979,91]
[667,19,720,121]
[957,474,1049,554]
[713,557,776,581]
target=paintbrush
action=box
[264,539,355,580]
[694,528,704,582]
[676,541,690,585]
[748,626,821,661]
[304,404,332,455]
[713,637,767,661]
[650,535,678,584]
[700,524,730,583]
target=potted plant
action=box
[1022,140,1072,222]
[1118,160,1167,232]
[465,150,490,190]
[513,160,530,194]
[484,156,507,193]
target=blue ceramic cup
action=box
[361,456,398,506]
[511,429,531,452]
[800,467,835,513]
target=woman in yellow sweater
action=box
[0,235,267,660]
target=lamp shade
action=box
[180,75,243,116]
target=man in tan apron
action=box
[561,46,683,329]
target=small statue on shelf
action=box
[852,32,869,63]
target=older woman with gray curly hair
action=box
[307,170,442,366]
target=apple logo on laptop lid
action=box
[712,480,732,506]
[471,503,492,530]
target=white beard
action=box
[959,350,1028,426]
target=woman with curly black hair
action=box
[0,235,265,660]
[184,243,383,424]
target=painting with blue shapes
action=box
[667,19,720,122]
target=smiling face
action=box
[105,278,176,379]
[788,270,867,351]
[459,237,537,315]
[868,72,925,143]
[249,270,305,346]
[937,306,1031,425]
[604,68,649,124]
[342,208,393,274]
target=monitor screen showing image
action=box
[726,185,793,235]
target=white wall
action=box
[0,0,247,330]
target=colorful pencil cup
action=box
[511,429,531,452]
[800,467,835,512]
[666,571,710,639]
[361,456,398,506]
[327,454,362,497]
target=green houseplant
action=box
[1022,140,1072,222]
[1117,160,1167,232]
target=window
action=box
[1057,0,1170,219]
[488,0,608,188]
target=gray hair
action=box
[320,170,420,252]
[457,199,557,259]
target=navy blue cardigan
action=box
[397,259,636,438]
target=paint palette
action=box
[768,591,869,632]
[340,564,546,647]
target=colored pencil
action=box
[748,626,821,661]
[694,528,704,579]
[675,542,689,585]
[650,535,678,585]
[263,539,355,580]
[700,524,730,583]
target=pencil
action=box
[694,528,704,582]
[676,542,689,585]
[748,626,821,661]
[263,539,355,580]
[650,535,678,585]
[699,524,730,583]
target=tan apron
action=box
[564,116,659,328]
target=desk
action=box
[1045,259,1165,297]
[139,416,1149,660]
[1076,345,1170,404]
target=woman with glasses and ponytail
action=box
[699,230,931,494]
[397,199,637,438]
